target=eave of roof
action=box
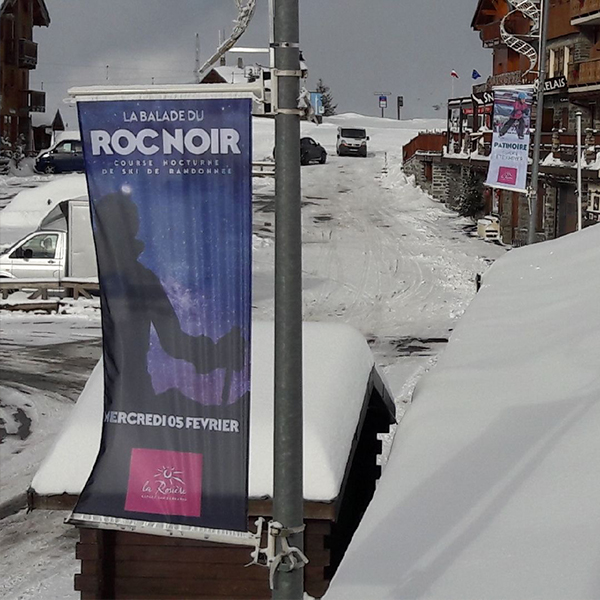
[472,0,506,30]
[0,0,50,26]
[34,0,50,26]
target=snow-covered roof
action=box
[52,130,81,145]
[32,321,385,503]
[31,113,53,128]
[326,224,600,599]
[213,65,253,85]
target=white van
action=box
[336,127,369,157]
[0,198,97,280]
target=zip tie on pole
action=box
[270,42,300,48]
[273,69,304,78]
[275,108,304,115]
[245,520,309,591]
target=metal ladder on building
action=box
[500,0,541,76]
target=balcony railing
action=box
[569,58,600,87]
[571,0,600,22]
[479,22,502,47]
[20,90,46,113]
[486,70,537,88]
[446,130,600,165]
[403,132,446,163]
[18,39,38,69]
[478,17,532,48]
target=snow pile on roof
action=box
[326,225,600,600]
[53,130,81,145]
[32,321,377,502]
[0,174,88,249]
[213,65,251,85]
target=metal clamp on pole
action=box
[267,521,309,590]
[276,108,304,115]
[245,520,309,591]
[270,41,300,48]
[273,69,304,78]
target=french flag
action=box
[451,70,459,79]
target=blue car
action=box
[35,139,85,174]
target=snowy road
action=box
[0,115,506,599]
[253,144,505,404]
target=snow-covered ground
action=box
[326,224,600,600]
[0,113,508,599]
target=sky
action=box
[31,0,491,128]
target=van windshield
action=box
[340,128,366,139]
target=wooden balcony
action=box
[569,58,600,88]
[446,130,600,165]
[486,70,537,88]
[403,132,446,163]
[478,17,531,48]
[19,90,46,113]
[479,21,502,47]
[571,0,600,25]
[18,39,38,69]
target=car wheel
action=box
[360,149,367,158]
[319,151,327,164]
[44,164,56,174]
[300,152,309,166]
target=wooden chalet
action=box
[403,0,600,245]
[29,322,396,599]
[0,0,49,152]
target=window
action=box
[549,47,570,78]
[10,234,59,259]
[555,47,566,77]
[55,141,75,153]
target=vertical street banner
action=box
[485,86,534,193]
[69,95,252,535]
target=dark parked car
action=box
[300,137,327,165]
[35,139,85,174]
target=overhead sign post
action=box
[397,95,404,120]
[379,95,388,118]
[68,90,253,539]
[374,91,391,119]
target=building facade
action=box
[0,0,49,152]
[403,0,600,245]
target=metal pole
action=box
[195,33,201,84]
[527,0,550,245]
[577,110,583,231]
[273,0,303,598]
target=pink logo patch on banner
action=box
[497,166,518,186]
[125,448,202,517]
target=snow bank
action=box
[32,321,376,502]
[327,225,600,600]
[0,174,88,249]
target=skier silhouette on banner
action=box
[499,91,530,139]
[92,191,246,407]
